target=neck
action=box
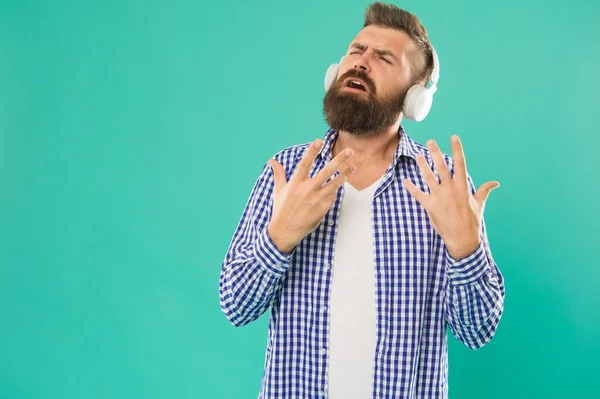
[332,117,402,165]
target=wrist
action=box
[267,223,296,255]
[446,237,481,261]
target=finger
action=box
[321,161,356,195]
[474,181,500,207]
[268,159,287,195]
[318,156,353,188]
[450,135,469,191]
[293,139,324,181]
[403,178,429,205]
[314,148,354,186]
[416,153,439,189]
[426,139,452,184]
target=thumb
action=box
[268,159,287,194]
[475,181,500,205]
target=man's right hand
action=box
[266,139,356,255]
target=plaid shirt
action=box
[219,126,505,398]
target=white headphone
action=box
[324,46,440,122]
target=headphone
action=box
[324,46,440,122]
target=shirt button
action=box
[328,219,334,226]
[320,348,327,355]
[322,305,328,312]
[325,263,331,269]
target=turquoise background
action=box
[1,0,599,397]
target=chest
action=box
[287,177,445,294]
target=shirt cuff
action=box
[253,228,295,278]
[446,240,490,285]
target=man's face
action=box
[323,25,418,136]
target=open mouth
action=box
[343,78,368,92]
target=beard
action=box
[323,69,408,137]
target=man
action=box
[219,2,505,398]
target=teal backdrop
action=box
[1,0,599,398]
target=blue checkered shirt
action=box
[219,126,505,398]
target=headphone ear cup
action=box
[403,84,433,122]
[324,63,340,91]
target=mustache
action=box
[337,69,376,93]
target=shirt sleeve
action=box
[219,157,296,327]
[444,174,506,349]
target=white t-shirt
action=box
[327,175,383,399]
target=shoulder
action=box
[270,141,313,179]
[251,141,313,187]
[273,141,311,164]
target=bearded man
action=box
[219,2,505,398]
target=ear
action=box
[420,66,435,87]
[413,71,429,88]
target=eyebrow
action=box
[350,42,398,61]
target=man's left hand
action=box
[402,135,500,261]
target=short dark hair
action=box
[364,2,434,84]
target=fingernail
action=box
[345,149,353,156]
[315,140,323,148]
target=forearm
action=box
[219,228,294,327]
[444,240,505,349]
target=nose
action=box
[353,56,370,74]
